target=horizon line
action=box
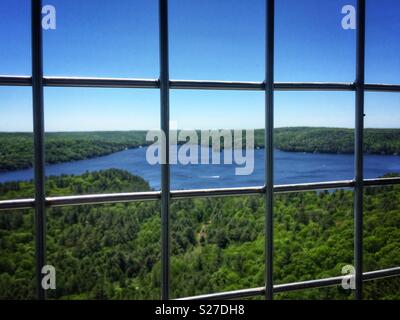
[1,126,400,133]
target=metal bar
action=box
[2,177,400,211]
[364,177,400,187]
[31,0,46,300]
[275,267,400,293]
[43,76,159,89]
[177,267,400,300]
[2,75,400,93]
[170,80,265,91]
[178,286,266,301]
[265,0,275,301]
[354,0,366,300]
[46,191,161,207]
[159,0,171,300]
[273,276,345,294]
[364,83,400,92]
[0,187,264,211]
[0,198,36,210]
[171,186,265,199]
[274,82,355,91]
[362,266,400,281]
[0,75,32,86]
[274,179,355,193]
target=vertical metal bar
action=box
[354,0,366,300]
[31,0,46,300]
[159,0,171,300]
[265,0,275,300]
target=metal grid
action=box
[0,0,400,300]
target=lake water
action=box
[0,147,399,190]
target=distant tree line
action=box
[1,128,399,173]
[272,127,400,155]
[0,131,149,172]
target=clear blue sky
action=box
[0,0,399,131]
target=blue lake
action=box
[0,147,399,190]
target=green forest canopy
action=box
[0,169,399,300]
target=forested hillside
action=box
[0,169,399,300]
[0,131,148,172]
[1,128,399,173]
[273,127,400,155]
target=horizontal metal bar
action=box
[274,82,355,91]
[362,266,400,281]
[46,191,161,207]
[279,82,400,93]
[0,75,32,86]
[0,198,36,210]
[170,80,265,91]
[0,192,161,211]
[276,267,400,293]
[177,286,266,301]
[273,276,344,294]
[364,177,400,187]
[44,77,159,89]
[177,267,400,300]
[171,186,265,199]
[365,83,400,92]
[274,180,355,193]
[2,75,400,92]
[0,186,264,211]
[43,179,357,208]
[1,177,399,211]
[274,82,400,92]
[274,267,400,294]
